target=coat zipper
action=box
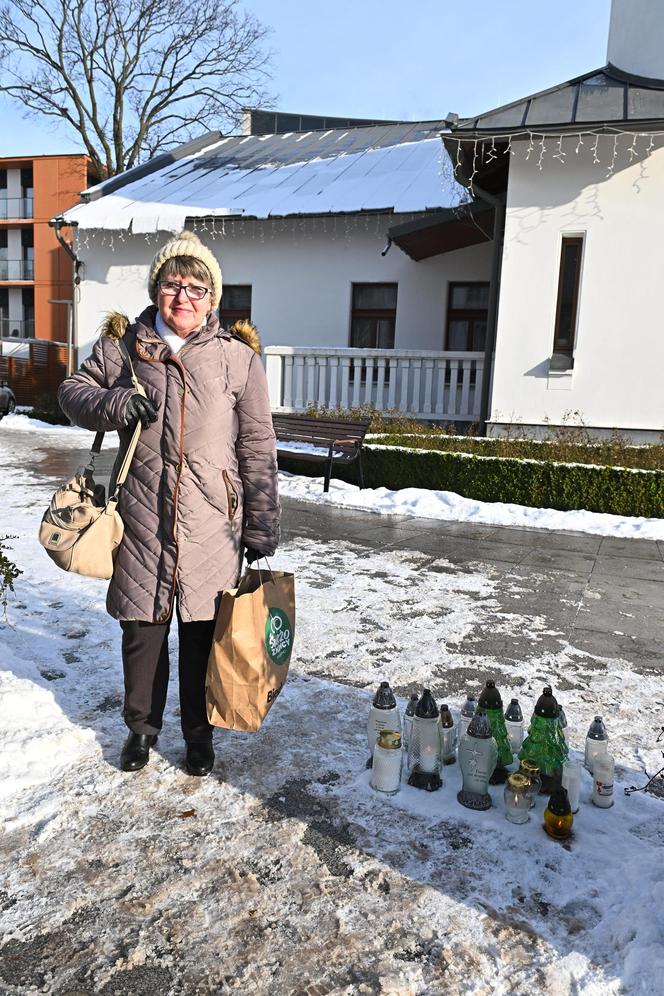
[136,341,185,622]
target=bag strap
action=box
[87,335,147,471]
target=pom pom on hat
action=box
[148,229,222,309]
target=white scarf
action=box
[155,311,203,354]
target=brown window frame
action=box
[553,236,583,355]
[219,284,252,328]
[445,282,489,351]
[349,282,398,350]
[349,283,397,383]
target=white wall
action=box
[490,135,664,434]
[608,0,664,79]
[73,215,492,361]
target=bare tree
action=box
[0,0,273,177]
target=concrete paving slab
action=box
[592,557,664,583]
[584,574,664,610]
[520,548,597,577]
[568,628,662,672]
[405,534,529,566]
[598,537,664,561]
[574,602,648,639]
[490,525,603,555]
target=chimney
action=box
[607,0,664,81]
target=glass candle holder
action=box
[371,730,403,795]
[505,698,524,754]
[504,773,531,824]
[561,758,581,813]
[408,690,442,791]
[518,759,542,808]
[592,753,615,809]
[367,680,401,764]
[584,715,608,773]
[439,704,457,765]
[544,788,573,840]
[459,695,476,740]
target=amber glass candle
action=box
[543,788,573,840]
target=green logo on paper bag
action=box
[265,608,292,665]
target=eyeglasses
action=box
[158,280,210,302]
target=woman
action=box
[58,231,280,776]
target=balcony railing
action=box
[0,318,35,339]
[0,258,34,280]
[265,346,485,422]
[0,197,34,219]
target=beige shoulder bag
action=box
[39,337,146,580]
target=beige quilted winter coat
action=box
[58,306,280,623]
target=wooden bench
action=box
[272,413,371,493]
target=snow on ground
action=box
[5,413,664,539]
[1,420,663,994]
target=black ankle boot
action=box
[120,732,158,772]
[185,741,214,777]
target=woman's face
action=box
[157,273,211,336]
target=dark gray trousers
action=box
[120,614,215,743]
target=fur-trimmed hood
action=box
[101,311,130,341]
[100,310,261,356]
[227,319,261,355]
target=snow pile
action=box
[278,471,664,540]
[1,412,116,446]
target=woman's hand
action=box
[245,547,267,565]
[125,394,159,430]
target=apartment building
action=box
[0,155,96,403]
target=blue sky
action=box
[0,0,611,157]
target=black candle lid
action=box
[372,681,396,709]
[405,692,419,716]
[439,704,454,727]
[547,787,571,816]
[587,715,608,740]
[505,698,523,722]
[478,679,502,710]
[415,688,439,718]
[466,708,493,739]
[534,686,559,719]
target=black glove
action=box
[125,394,159,430]
[245,547,267,565]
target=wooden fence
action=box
[0,340,68,406]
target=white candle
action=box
[592,754,615,809]
[561,758,581,813]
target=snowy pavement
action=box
[1,420,664,995]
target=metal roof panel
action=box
[61,126,466,232]
[575,78,626,122]
[454,66,664,133]
[525,87,578,127]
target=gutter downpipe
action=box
[49,216,80,375]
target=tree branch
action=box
[0,0,273,175]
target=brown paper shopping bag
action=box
[206,566,296,732]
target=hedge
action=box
[278,444,664,519]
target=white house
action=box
[56,0,664,440]
[440,0,664,441]
[56,120,494,424]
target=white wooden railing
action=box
[264,347,484,421]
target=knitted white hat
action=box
[148,230,222,309]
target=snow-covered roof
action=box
[61,121,469,233]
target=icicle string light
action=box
[448,128,663,191]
